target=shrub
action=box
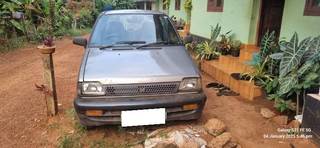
[78,9,95,29]
[112,0,136,9]
[0,37,27,53]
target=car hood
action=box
[83,46,199,84]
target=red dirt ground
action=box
[0,37,317,148]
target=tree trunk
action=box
[296,92,300,115]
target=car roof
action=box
[102,9,165,15]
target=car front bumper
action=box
[74,93,207,126]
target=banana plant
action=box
[0,1,25,40]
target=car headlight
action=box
[81,82,105,95]
[179,78,201,92]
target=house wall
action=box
[190,0,258,44]
[157,0,168,13]
[248,0,260,44]
[280,0,320,39]
[168,0,187,20]
[152,2,157,10]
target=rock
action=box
[190,125,207,134]
[147,128,166,138]
[260,108,276,118]
[180,141,199,148]
[185,128,196,134]
[204,118,227,136]
[194,137,207,146]
[144,128,208,148]
[209,132,232,148]
[272,115,288,126]
[131,144,144,148]
[223,141,238,148]
[287,120,300,128]
[144,137,174,148]
[168,131,185,147]
[154,142,178,148]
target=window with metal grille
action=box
[175,0,181,10]
[207,0,224,12]
[304,0,320,16]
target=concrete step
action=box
[201,46,264,101]
[239,46,260,63]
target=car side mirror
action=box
[183,35,193,44]
[73,37,87,47]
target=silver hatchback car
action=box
[73,10,206,127]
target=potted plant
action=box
[218,31,232,55]
[195,41,220,61]
[230,40,241,57]
[37,36,55,54]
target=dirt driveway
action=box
[0,37,317,148]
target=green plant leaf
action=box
[270,52,283,60]
[278,74,298,95]
[297,61,313,76]
[304,72,319,82]
[303,36,320,62]
[210,24,221,43]
[9,20,24,32]
[279,33,312,77]
[260,31,275,59]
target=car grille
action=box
[104,82,180,96]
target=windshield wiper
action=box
[99,41,146,49]
[116,41,146,45]
[136,41,168,49]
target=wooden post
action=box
[38,45,58,116]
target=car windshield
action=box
[89,14,181,47]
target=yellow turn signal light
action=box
[183,104,198,111]
[85,110,103,116]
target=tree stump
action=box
[37,45,58,116]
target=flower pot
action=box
[184,23,190,33]
[220,48,229,55]
[230,48,240,57]
[37,45,56,54]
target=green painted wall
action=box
[280,0,320,40]
[189,0,258,44]
[248,0,260,44]
[157,0,168,13]
[168,0,187,20]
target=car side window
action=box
[158,16,180,44]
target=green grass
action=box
[48,122,61,130]
[58,134,82,148]
[74,122,87,135]
[89,140,107,148]
[66,28,92,37]
[0,37,27,53]
[65,108,76,120]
